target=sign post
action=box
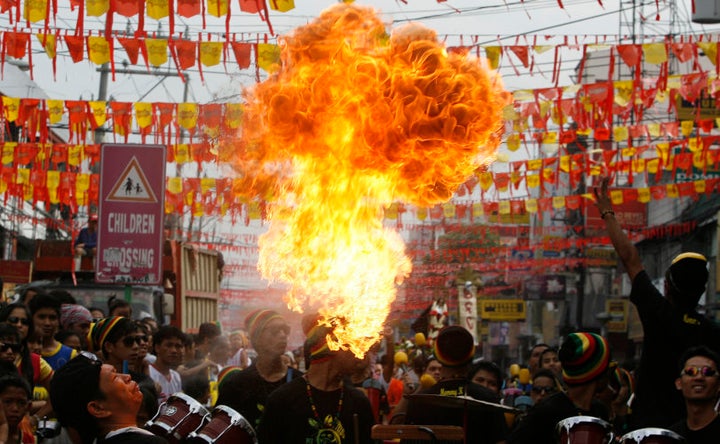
[96,144,166,284]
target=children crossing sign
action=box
[106,157,158,203]
[96,144,166,284]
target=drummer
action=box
[49,352,168,444]
[402,325,508,444]
[668,345,720,442]
[507,332,612,444]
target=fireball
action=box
[223,4,509,357]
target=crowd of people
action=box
[0,178,711,443]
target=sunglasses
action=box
[0,343,21,353]
[531,385,557,395]
[6,316,29,326]
[122,335,148,347]
[682,366,718,377]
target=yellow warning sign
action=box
[480,299,526,321]
[106,157,158,203]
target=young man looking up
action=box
[50,353,167,444]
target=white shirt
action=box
[148,365,182,404]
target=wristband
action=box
[600,209,615,219]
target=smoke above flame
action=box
[223,4,509,357]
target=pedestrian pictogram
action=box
[106,157,158,203]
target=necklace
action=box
[305,378,345,441]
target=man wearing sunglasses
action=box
[217,309,301,429]
[595,177,720,429]
[50,352,167,444]
[669,346,720,442]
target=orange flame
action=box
[224,4,509,357]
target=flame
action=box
[223,4,509,357]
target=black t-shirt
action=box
[405,379,508,444]
[669,415,720,443]
[507,391,609,444]
[257,377,374,444]
[215,363,302,429]
[630,271,720,429]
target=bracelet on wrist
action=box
[600,209,615,219]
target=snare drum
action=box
[556,416,613,444]
[187,405,258,444]
[620,428,686,444]
[145,392,210,444]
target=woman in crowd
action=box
[0,304,32,343]
[0,305,50,393]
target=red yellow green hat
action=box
[559,332,610,386]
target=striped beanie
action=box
[559,332,610,386]
[88,316,124,353]
[609,365,634,395]
[217,366,243,389]
[433,326,475,368]
[301,313,337,364]
[305,324,335,363]
[245,309,283,348]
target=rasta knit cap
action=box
[88,316,124,353]
[609,364,634,395]
[217,366,243,390]
[559,332,610,386]
[245,309,284,347]
[666,252,708,302]
[60,304,93,330]
[433,326,475,368]
[302,313,338,364]
[306,326,335,363]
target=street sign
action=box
[96,144,166,284]
[606,298,629,333]
[480,299,526,321]
[676,89,720,122]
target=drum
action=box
[187,405,258,444]
[556,416,613,444]
[620,428,686,444]
[145,392,210,444]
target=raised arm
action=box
[593,177,644,281]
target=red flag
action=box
[177,0,200,17]
[64,35,84,63]
[230,41,252,69]
[117,37,140,65]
